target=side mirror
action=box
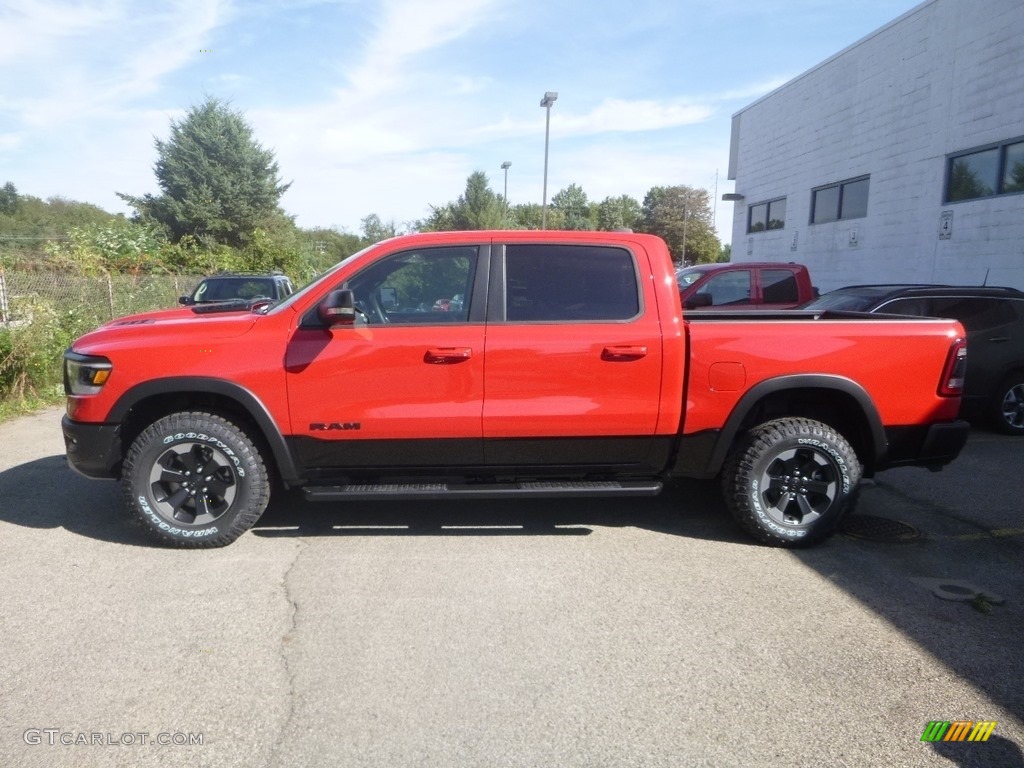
[178,296,192,306]
[685,293,713,309]
[319,289,357,326]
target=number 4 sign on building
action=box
[940,210,954,240]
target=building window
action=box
[946,138,1024,202]
[747,198,786,233]
[811,176,869,224]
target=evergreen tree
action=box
[118,96,291,247]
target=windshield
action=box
[675,268,704,287]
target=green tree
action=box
[417,203,457,233]
[509,202,546,230]
[451,172,505,230]
[0,194,123,267]
[0,182,19,215]
[717,243,732,263]
[360,213,399,245]
[551,183,594,230]
[418,172,506,231]
[596,195,641,231]
[295,227,362,278]
[118,96,291,248]
[44,222,167,274]
[639,185,719,264]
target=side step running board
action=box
[303,480,663,502]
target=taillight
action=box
[938,338,967,397]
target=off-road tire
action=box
[991,374,1024,435]
[121,412,270,548]
[722,417,862,547]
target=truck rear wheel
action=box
[121,412,270,548]
[722,417,861,547]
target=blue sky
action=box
[0,0,923,241]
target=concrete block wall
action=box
[728,0,1024,292]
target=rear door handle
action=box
[601,345,648,362]
[424,347,472,364]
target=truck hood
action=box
[72,305,261,352]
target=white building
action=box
[726,0,1024,292]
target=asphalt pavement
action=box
[0,407,1021,768]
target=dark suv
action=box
[179,272,295,306]
[803,285,1024,434]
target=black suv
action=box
[804,285,1024,434]
[179,272,295,306]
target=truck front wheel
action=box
[121,412,271,548]
[722,417,861,547]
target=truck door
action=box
[482,243,663,466]
[285,245,487,471]
[688,268,754,310]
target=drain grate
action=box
[841,514,920,542]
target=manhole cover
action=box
[841,514,920,542]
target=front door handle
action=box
[424,347,472,364]
[601,345,648,362]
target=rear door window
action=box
[761,269,799,303]
[504,245,640,322]
[928,297,1017,332]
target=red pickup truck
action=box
[62,231,969,549]
[678,261,815,310]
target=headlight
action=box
[64,351,112,396]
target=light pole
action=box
[501,161,511,224]
[539,91,557,229]
[681,203,688,265]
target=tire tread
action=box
[722,417,862,547]
[121,411,270,548]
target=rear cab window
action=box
[502,244,641,322]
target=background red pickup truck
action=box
[678,261,815,310]
[62,231,969,549]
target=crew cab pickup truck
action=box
[677,261,815,310]
[62,231,969,549]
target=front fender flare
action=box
[109,377,301,484]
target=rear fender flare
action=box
[705,374,887,476]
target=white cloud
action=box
[344,0,502,96]
[0,0,232,127]
[0,1,122,66]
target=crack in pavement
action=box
[266,538,306,768]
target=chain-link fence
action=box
[0,269,202,328]
[0,269,204,402]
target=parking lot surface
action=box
[0,407,1021,767]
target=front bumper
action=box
[881,420,971,471]
[61,415,122,479]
